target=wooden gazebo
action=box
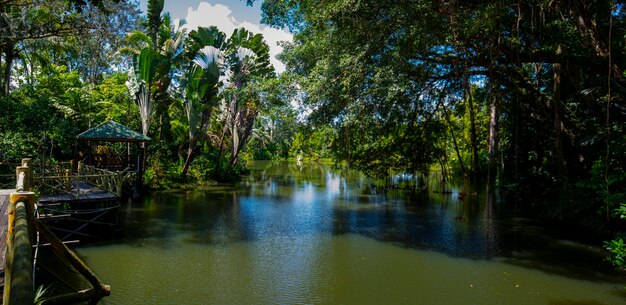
[76,120,150,185]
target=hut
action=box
[76,120,150,193]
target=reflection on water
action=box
[79,161,626,305]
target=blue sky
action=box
[137,0,291,72]
[138,0,262,24]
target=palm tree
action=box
[178,26,226,176]
[219,28,274,174]
[122,0,186,138]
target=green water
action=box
[75,161,625,305]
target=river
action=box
[76,161,626,304]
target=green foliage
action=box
[92,72,139,125]
[0,131,42,163]
[138,48,161,84]
[605,237,626,268]
[290,126,334,161]
[599,131,626,268]
[34,284,52,305]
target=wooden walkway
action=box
[38,181,118,204]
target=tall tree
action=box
[220,28,274,174]
[123,0,185,138]
[178,26,226,176]
[1,1,86,95]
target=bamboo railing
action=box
[3,159,111,305]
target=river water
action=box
[77,161,626,305]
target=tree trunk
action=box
[4,48,14,96]
[513,96,520,178]
[442,103,466,175]
[466,80,479,175]
[553,45,567,185]
[226,108,257,174]
[568,1,623,81]
[487,90,498,183]
[181,146,194,177]
[214,121,229,178]
[0,46,3,96]
[139,83,152,137]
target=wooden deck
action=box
[38,181,118,204]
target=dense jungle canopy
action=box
[255,0,626,225]
[1,0,626,260]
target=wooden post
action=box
[116,172,124,197]
[15,166,29,192]
[4,192,36,305]
[64,169,72,192]
[21,158,32,190]
[77,160,84,176]
[136,142,146,195]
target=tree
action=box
[178,26,225,176]
[123,0,186,138]
[254,0,626,223]
[66,0,141,84]
[0,0,131,95]
[215,28,275,175]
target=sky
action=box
[138,0,292,73]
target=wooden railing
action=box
[3,158,111,305]
[0,174,14,189]
[36,162,72,177]
[78,163,128,197]
[4,160,36,304]
[31,161,130,198]
[0,161,33,189]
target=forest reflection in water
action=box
[79,161,626,305]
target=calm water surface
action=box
[77,161,626,304]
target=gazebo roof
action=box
[77,120,150,142]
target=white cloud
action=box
[183,2,292,73]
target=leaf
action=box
[138,48,160,83]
